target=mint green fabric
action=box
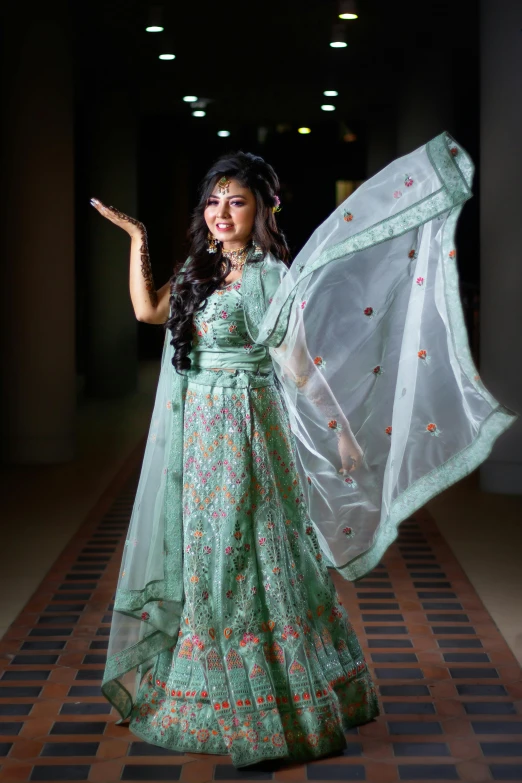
[102,131,517,767]
[128,290,380,764]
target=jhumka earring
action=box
[207,231,221,253]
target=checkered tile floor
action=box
[1,456,521,782]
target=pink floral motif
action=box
[141,612,150,621]
[202,590,209,600]
[404,175,414,187]
[240,632,259,648]
[226,590,233,598]
[450,146,458,156]
[364,307,374,317]
[416,276,425,286]
[258,536,267,546]
[225,546,233,555]
[342,526,353,536]
[203,545,212,554]
[282,624,299,640]
[344,477,357,489]
[197,728,210,743]
[301,301,306,309]
[192,634,205,650]
[372,365,383,376]
[393,190,402,199]
[220,311,228,319]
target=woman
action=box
[91,135,516,767]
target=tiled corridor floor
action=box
[1,460,521,782]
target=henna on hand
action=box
[91,199,158,308]
[110,207,158,308]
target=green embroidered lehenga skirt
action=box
[127,278,380,766]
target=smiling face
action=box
[204,177,257,251]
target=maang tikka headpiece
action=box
[217,176,231,195]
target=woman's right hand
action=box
[90,198,145,240]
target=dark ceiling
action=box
[75,0,479,130]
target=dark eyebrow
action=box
[208,194,247,199]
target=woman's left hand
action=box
[337,430,363,474]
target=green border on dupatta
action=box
[256,130,517,581]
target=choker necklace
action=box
[221,244,249,272]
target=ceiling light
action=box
[324,90,338,97]
[217,130,230,137]
[338,0,358,19]
[330,23,348,47]
[159,53,175,60]
[298,127,311,134]
[183,95,198,102]
[321,105,336,112]
[192,110,206,117]
[146,5,164,32]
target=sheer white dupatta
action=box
[254,131,517,580]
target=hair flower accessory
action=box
[272,195,282,213]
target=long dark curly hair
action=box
[165,152,291,375]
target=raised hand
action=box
[90,198,157,307]
[90,198,144,239]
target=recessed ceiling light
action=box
[321,105,336,112]
[192,110,206,117]
[183,95,198,102]
[159,53,176,60]
[146,6,165,33]
[217,130,230,137]
[323,90,338,97]
[339,0,358,20]
[330,23,348,47]
[298,127,311,134]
